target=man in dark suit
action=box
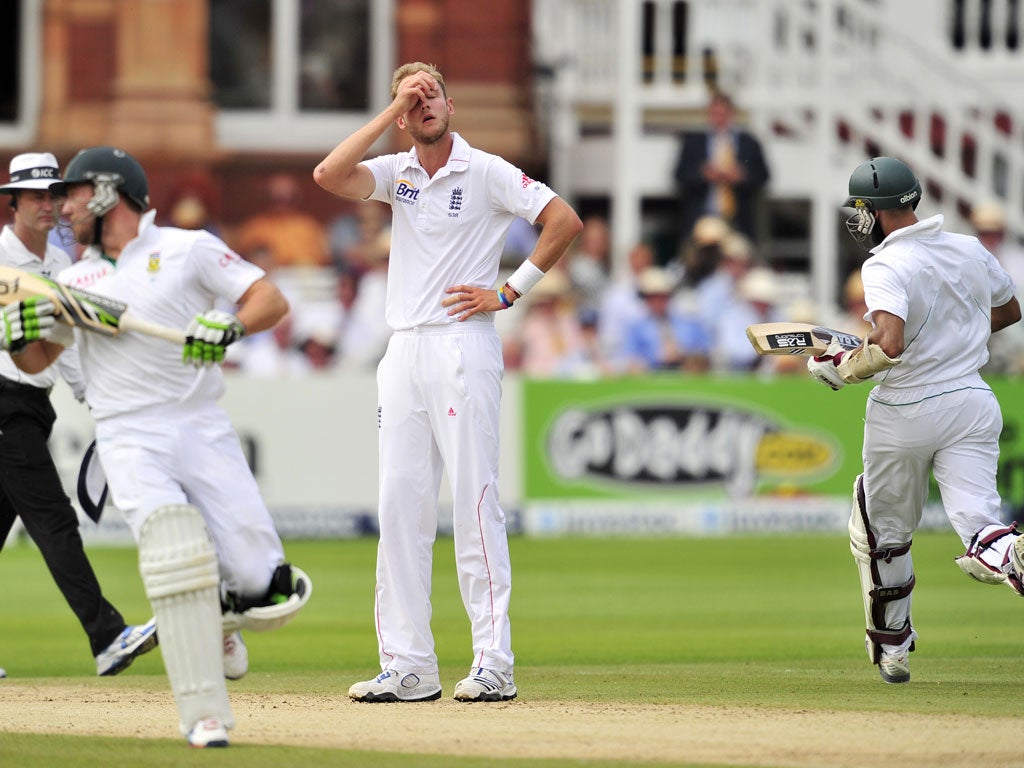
[673,92,770,245]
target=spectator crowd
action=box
[40,158,1024,381]
[150,172,860,379]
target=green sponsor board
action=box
[523,375,1024,508]
[993,378,1024,512]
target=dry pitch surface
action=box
[1,682,1023,767]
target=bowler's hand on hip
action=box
[443,285,503,321]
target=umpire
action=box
[0,152,157,676]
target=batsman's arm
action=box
[234,278,289,336]
[866,310,905,359]
[808,310,904,389]
[992,296,1021,333]
[8,341,62,374]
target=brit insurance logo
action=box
[395,179,420,205]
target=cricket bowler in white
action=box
[807,157,1022,684]
[315,62,582,702]
[10,146,312,747]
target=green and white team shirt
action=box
[59,210,264,419]
[861,214,1016,400]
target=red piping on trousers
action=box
[473,483,496,666]
[375,582,395,666]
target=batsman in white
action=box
[314,62,582,702]
[807,157,1022,684]
[0,152,157,677]
[8,146,311,748]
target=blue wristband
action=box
[497,288,513,309]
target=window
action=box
[0,0,41,146]
[298,1,370,111]
[0,2,22,121]
[210,0,272,109]
[211,0,392,150]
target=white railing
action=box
[532,0,1024,310]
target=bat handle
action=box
[120,315,187,344]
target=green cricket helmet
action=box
[52,146,150,216]
[844,157,922,246]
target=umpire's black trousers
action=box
[0,378,125,657]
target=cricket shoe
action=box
[95,617,158,676]
[878,650,910,684]
[187,717,230,748]
[1008,532,1024,594]
[453,668,517,702]
[348,670,442,702]
[223,631,248,680]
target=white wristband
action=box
[505,260,546,297]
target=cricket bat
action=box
[0,265,185,344]
[746,322,863,356]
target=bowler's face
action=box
[401,75,452,145]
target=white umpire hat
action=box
[0,152,62,193]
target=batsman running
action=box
[807,156,1022,684]
[8,146,311,747]
[314,62,582,703]
[0,152,157,678]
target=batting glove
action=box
[2,297,60,353]
[806,339,847,391]
[183,309,246,367]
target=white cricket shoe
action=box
[878,650,910,684]
[223,631,248,680]
[348,670,442,702]
[453,667,517,702]
[95,617,158,676]
[1009,533,1024,583]
[187,717,229,748]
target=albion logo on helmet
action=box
[900,191,919,204]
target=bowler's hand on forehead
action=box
[397,72,441,109]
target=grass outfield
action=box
[1,532,1023,767]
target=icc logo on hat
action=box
[0,152,63,193]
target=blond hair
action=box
[390,62,447,100]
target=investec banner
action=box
[522,376,1024,535]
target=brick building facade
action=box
[6,0,541,241]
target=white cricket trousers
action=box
[862,385,1004,548]
[95,399,285,597]
[374,323,513,675]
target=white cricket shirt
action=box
[59,211,265,419]
[61,245,114,289]
[861,214,1016,399]
[363,132,556,330]
[0,225,81,391]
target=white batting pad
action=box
[139,504,234,735]
[848,477,916,663]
